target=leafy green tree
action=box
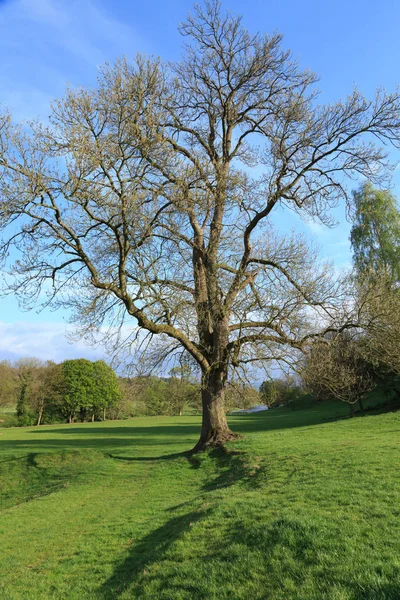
[92,360,121,420]
[0,360,16,408]
[61,359,121,422]
[62,359,96,422]
[260,376,305,410]
[259,380,280,408]
[15,358,43,422]
[141,378,169,416]
[28,361,65,426]
[350,182,400,283]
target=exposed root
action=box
[192,429,242,453]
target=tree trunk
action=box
[103,408,106,421]
[358,398,364,412]
[36,406,43,426]
[91,413,95,422]
[192,372,239,452]
[349,403,355,418]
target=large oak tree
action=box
[1,1,400,450]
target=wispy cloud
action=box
[0,0,148,120]
[0,321,105,363]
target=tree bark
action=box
[192,371,239,452]
[349,403,355,418]
[36,407,43,426]
[358,398,364,412]
[103,408,106,421]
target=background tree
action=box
[117,377,143,418]
[15,358,43,422]
[0,360,16,408]
[141,378,170,416]
[350,182,400,283]
[2,2,400,449]
[62,359,96,423]
[358,277,400,396]
[28,361,64,425]
[260,375,307,409]
[92,360,121,420]
[224,383,259,413]
[259,380,280,408]
[301,332,374,415]
[169,363,198,416]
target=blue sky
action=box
[0,0,399,363]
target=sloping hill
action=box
[1,401,400,599]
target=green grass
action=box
[1,399,400,599]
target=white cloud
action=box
[5,0,143,67]
[0,321,105,363]
[306,220,328,236]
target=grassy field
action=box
[1,399,400,599]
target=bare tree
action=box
[1,2,400,449]
[359,276,400,378]
[301,333,374,416]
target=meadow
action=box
[1,399,400,599]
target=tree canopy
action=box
[62,359,120,422]
[2,1,400,449]
[350,182,400,283]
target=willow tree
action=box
[2,2,400,450]
[350,182,400,283]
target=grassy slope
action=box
[1,400,400,599]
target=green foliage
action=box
[92,360,122,416]
[16,382,28,418]
[259,379,280,407]
[0,361,16,407]
[118,374,202,417]
[62,359,95,421]
[350,181,400,282]
[260,376,307,409]
[62,359,121,422]
[0,395,399,599]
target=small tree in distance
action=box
[2,1,400,449]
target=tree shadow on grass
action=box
[99,509,400,600]
[26,405,344,441]
[190,446,267,492]
[30,424,202,437]
[99,507,211,599]
[110,450,193,460]
[110,445,268,492]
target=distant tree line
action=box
[0,358,121,426]
[0,359,260,426]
